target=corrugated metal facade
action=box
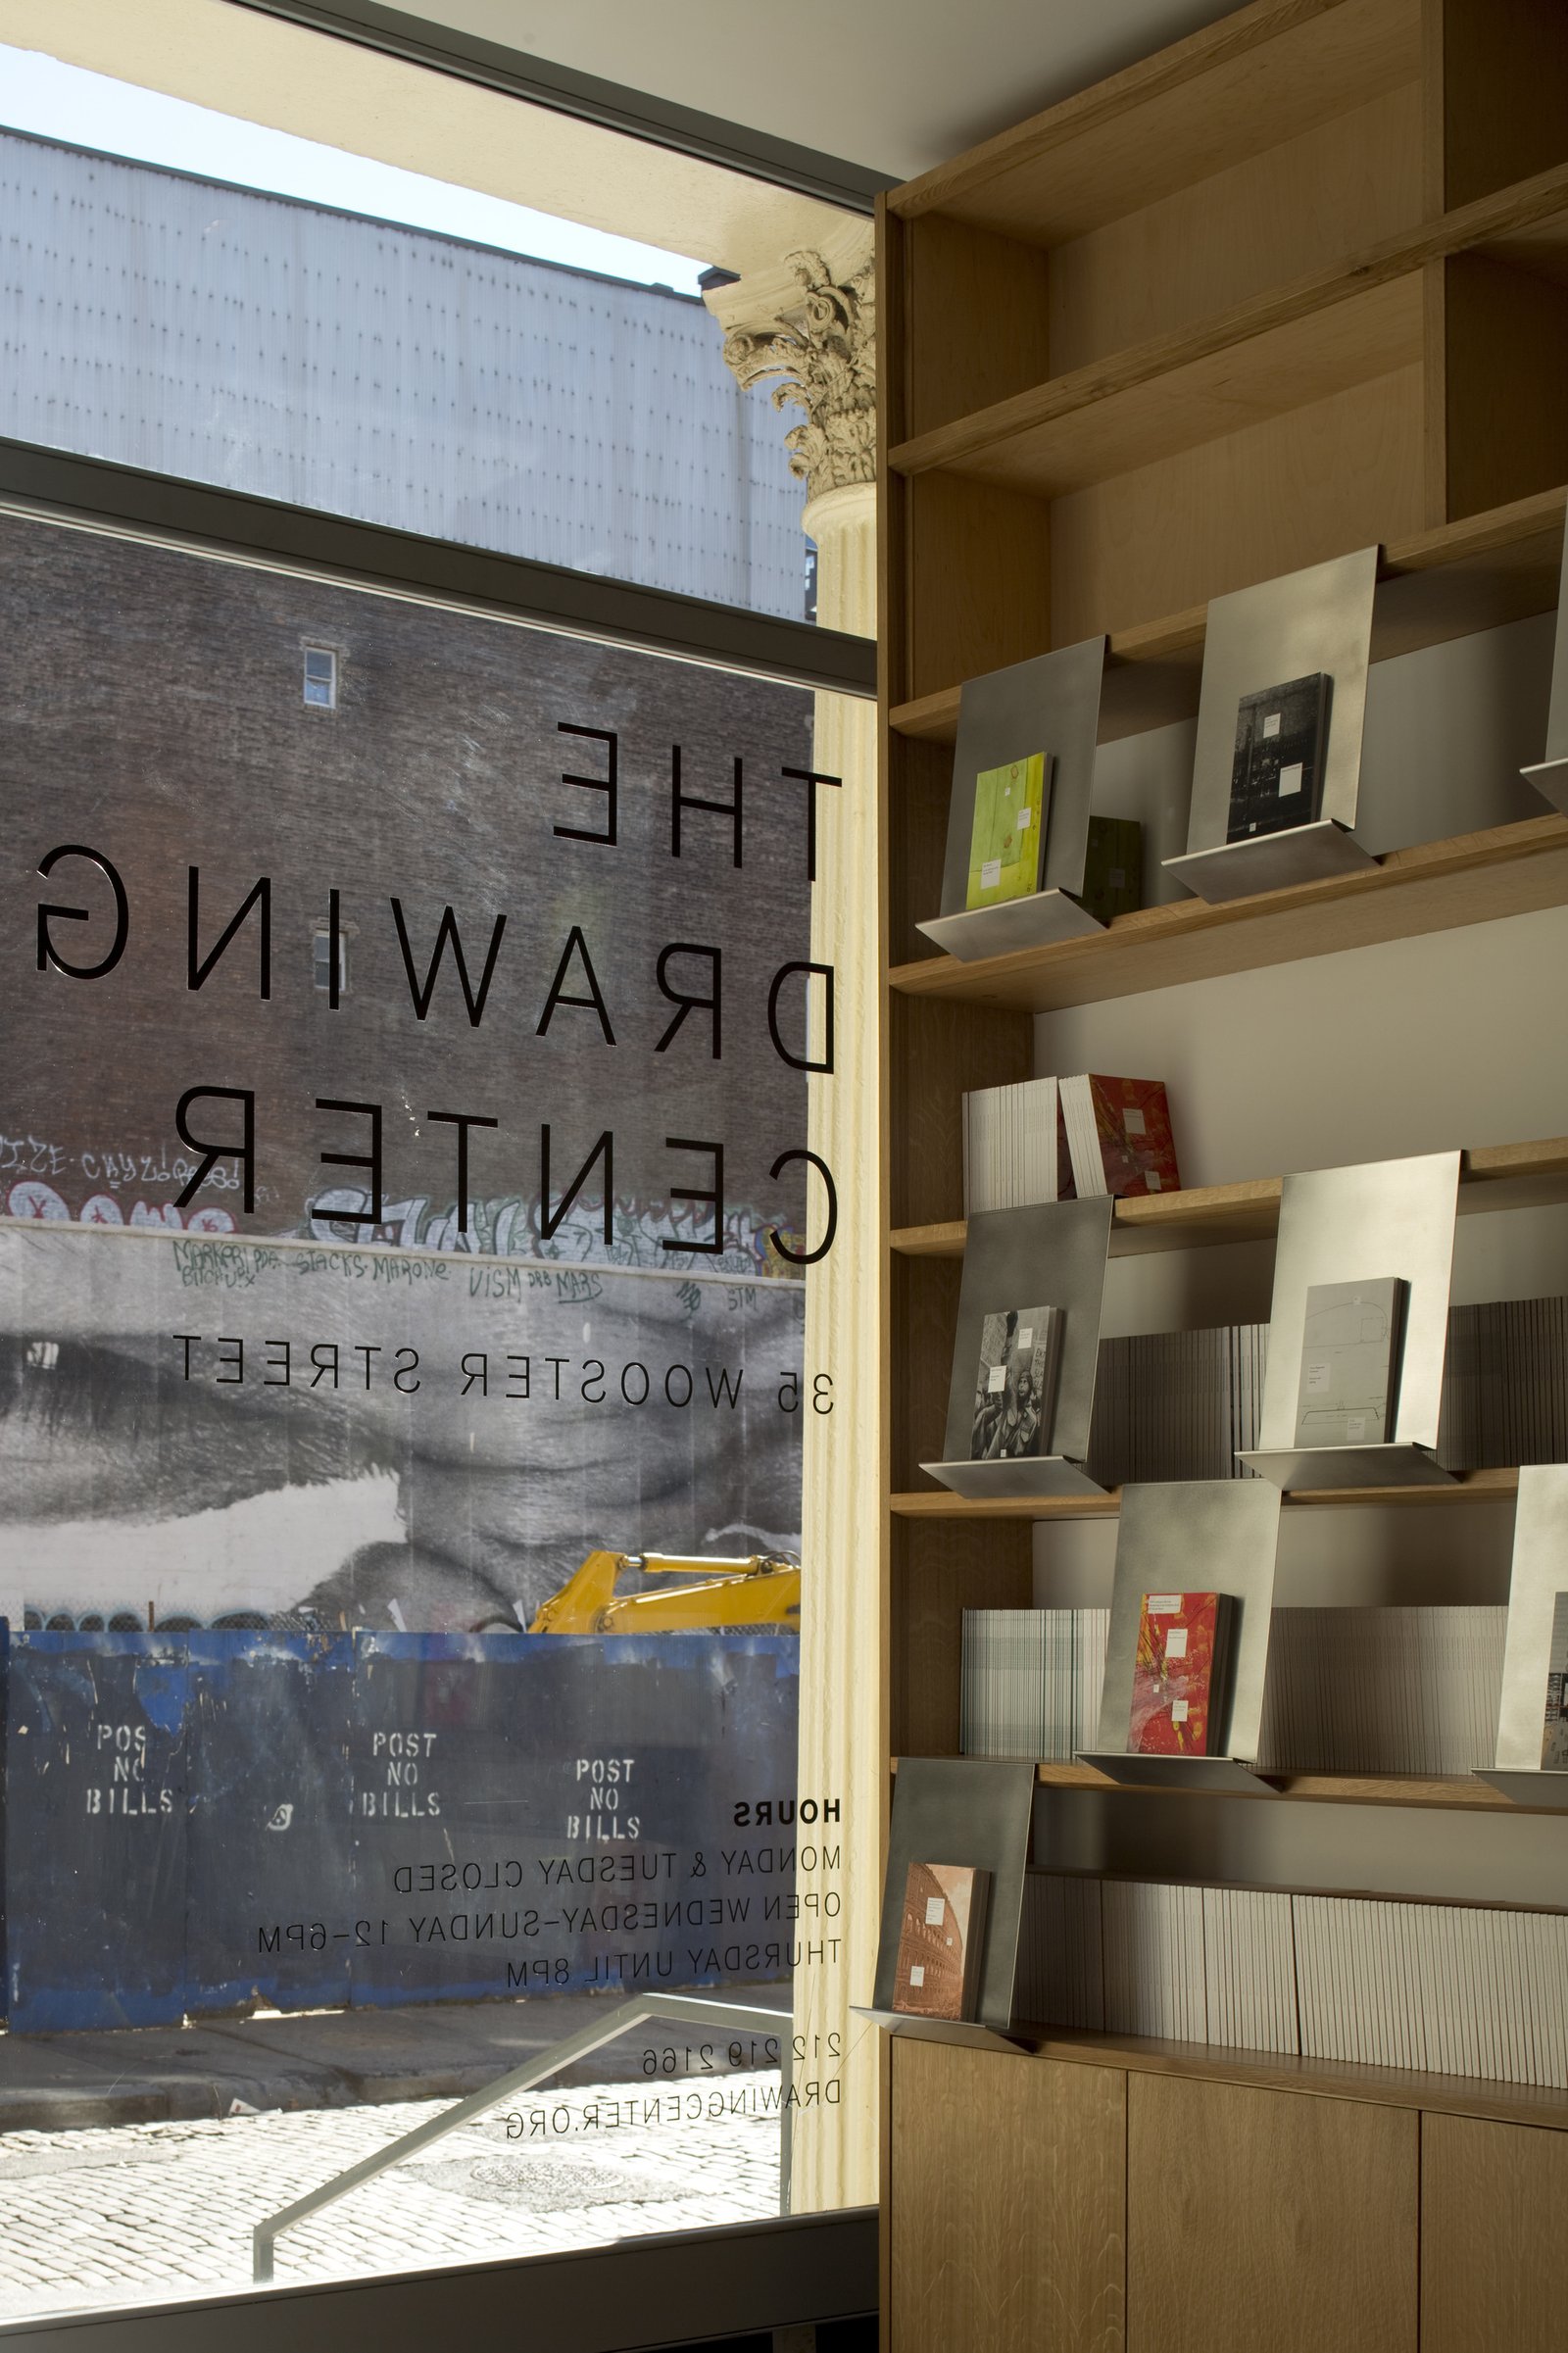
[0,129,808,616]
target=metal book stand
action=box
[1476,1465,1568,1808]
[1238,1151,1460,1492]
[918,637,1110,960]
[1163,547,1380,904]
[1079,1479,1284,1794]
[921,1197,1113,1499]
[1521,527,1568,815]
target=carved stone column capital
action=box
[705,223,875,502]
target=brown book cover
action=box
[891,1862,992,2020]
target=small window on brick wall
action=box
[303,646,337,709]
[313,926,348,995]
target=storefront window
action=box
[0,494,847,2314]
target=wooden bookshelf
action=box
[870,0,1563,2333]
[880,0,1568,2339]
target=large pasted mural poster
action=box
[0,511,839,2036]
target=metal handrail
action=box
[252,1993,795,2282]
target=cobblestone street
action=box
[0,2072,783,2322]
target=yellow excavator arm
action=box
[529,1550,800,1635]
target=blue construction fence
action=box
[3,1628,800,2033]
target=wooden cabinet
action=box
[888,2039,1124,2352]
[1127,2076,1417,2353]
[886,2041,1568,2352]
[1420,2113,1568,2351]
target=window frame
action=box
[226,0,892,211]
[0,20,878,2319]
[0,439,875,701]
[302,645,338,710]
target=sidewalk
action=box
[0,1986,790,2132]
[0,2072,784,2321]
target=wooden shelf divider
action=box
[889,1136,1568,1259]
[888,0,1424,243]
[889,484,1567,747]
[889,167,1568,503]
[879,2010,1568,2133]
[889,811,1568,1014]
[890,1469,1520,1520]
[893,1753,1555,1814]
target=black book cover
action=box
[1226,671,1331,844]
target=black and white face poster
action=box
[0,509,839,2049]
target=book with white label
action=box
[970,1304,1063,1460]
[1293,1275,1408,1449]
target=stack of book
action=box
[1439,1297,1568,1468]
[962,1077,1067,1213]
[962,1604,1503,1777]
[1293,1895,1568,2081]
[1072,1299,1568,1487]
[1086,1324,1267,1486]
[1102,1880,1207,2040]
[1016,1870,1104,2029]
[1200,1886,1300,2054]
[1254,1606,1506,1775]
[1015,1873,1568,2085]
[962,1073,1179,1211]
[959,1608,1109,1760]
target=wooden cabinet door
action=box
[1421,2113,1568,2351]
[889,2040,1125,2353]
[1127,2075,1418,2353]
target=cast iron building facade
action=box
[0,127,808,615]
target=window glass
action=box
[0,504,846,2317]
[0,25,852,623]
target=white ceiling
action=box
[408,0,1251,182]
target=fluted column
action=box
[708,231,881,2213]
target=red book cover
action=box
[1128,1592,1231,1755]
[891,1862,991,2020]
[1088,1075,1180,1198]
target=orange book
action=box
[1128,1591,1236,1756]
[892,1862,991,2021]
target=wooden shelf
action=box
[906,2018,1568,2135]
[894,1752,1555,1814]
[888,1137,1568,1259]
[889,0,1421,246]
[889,811,1568,1014]
[890,1469,1520,1520]
[888,486,1568,748]
[890,170,1568,501]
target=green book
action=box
[966,752,1048,908]
[1079,815,1144,925]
